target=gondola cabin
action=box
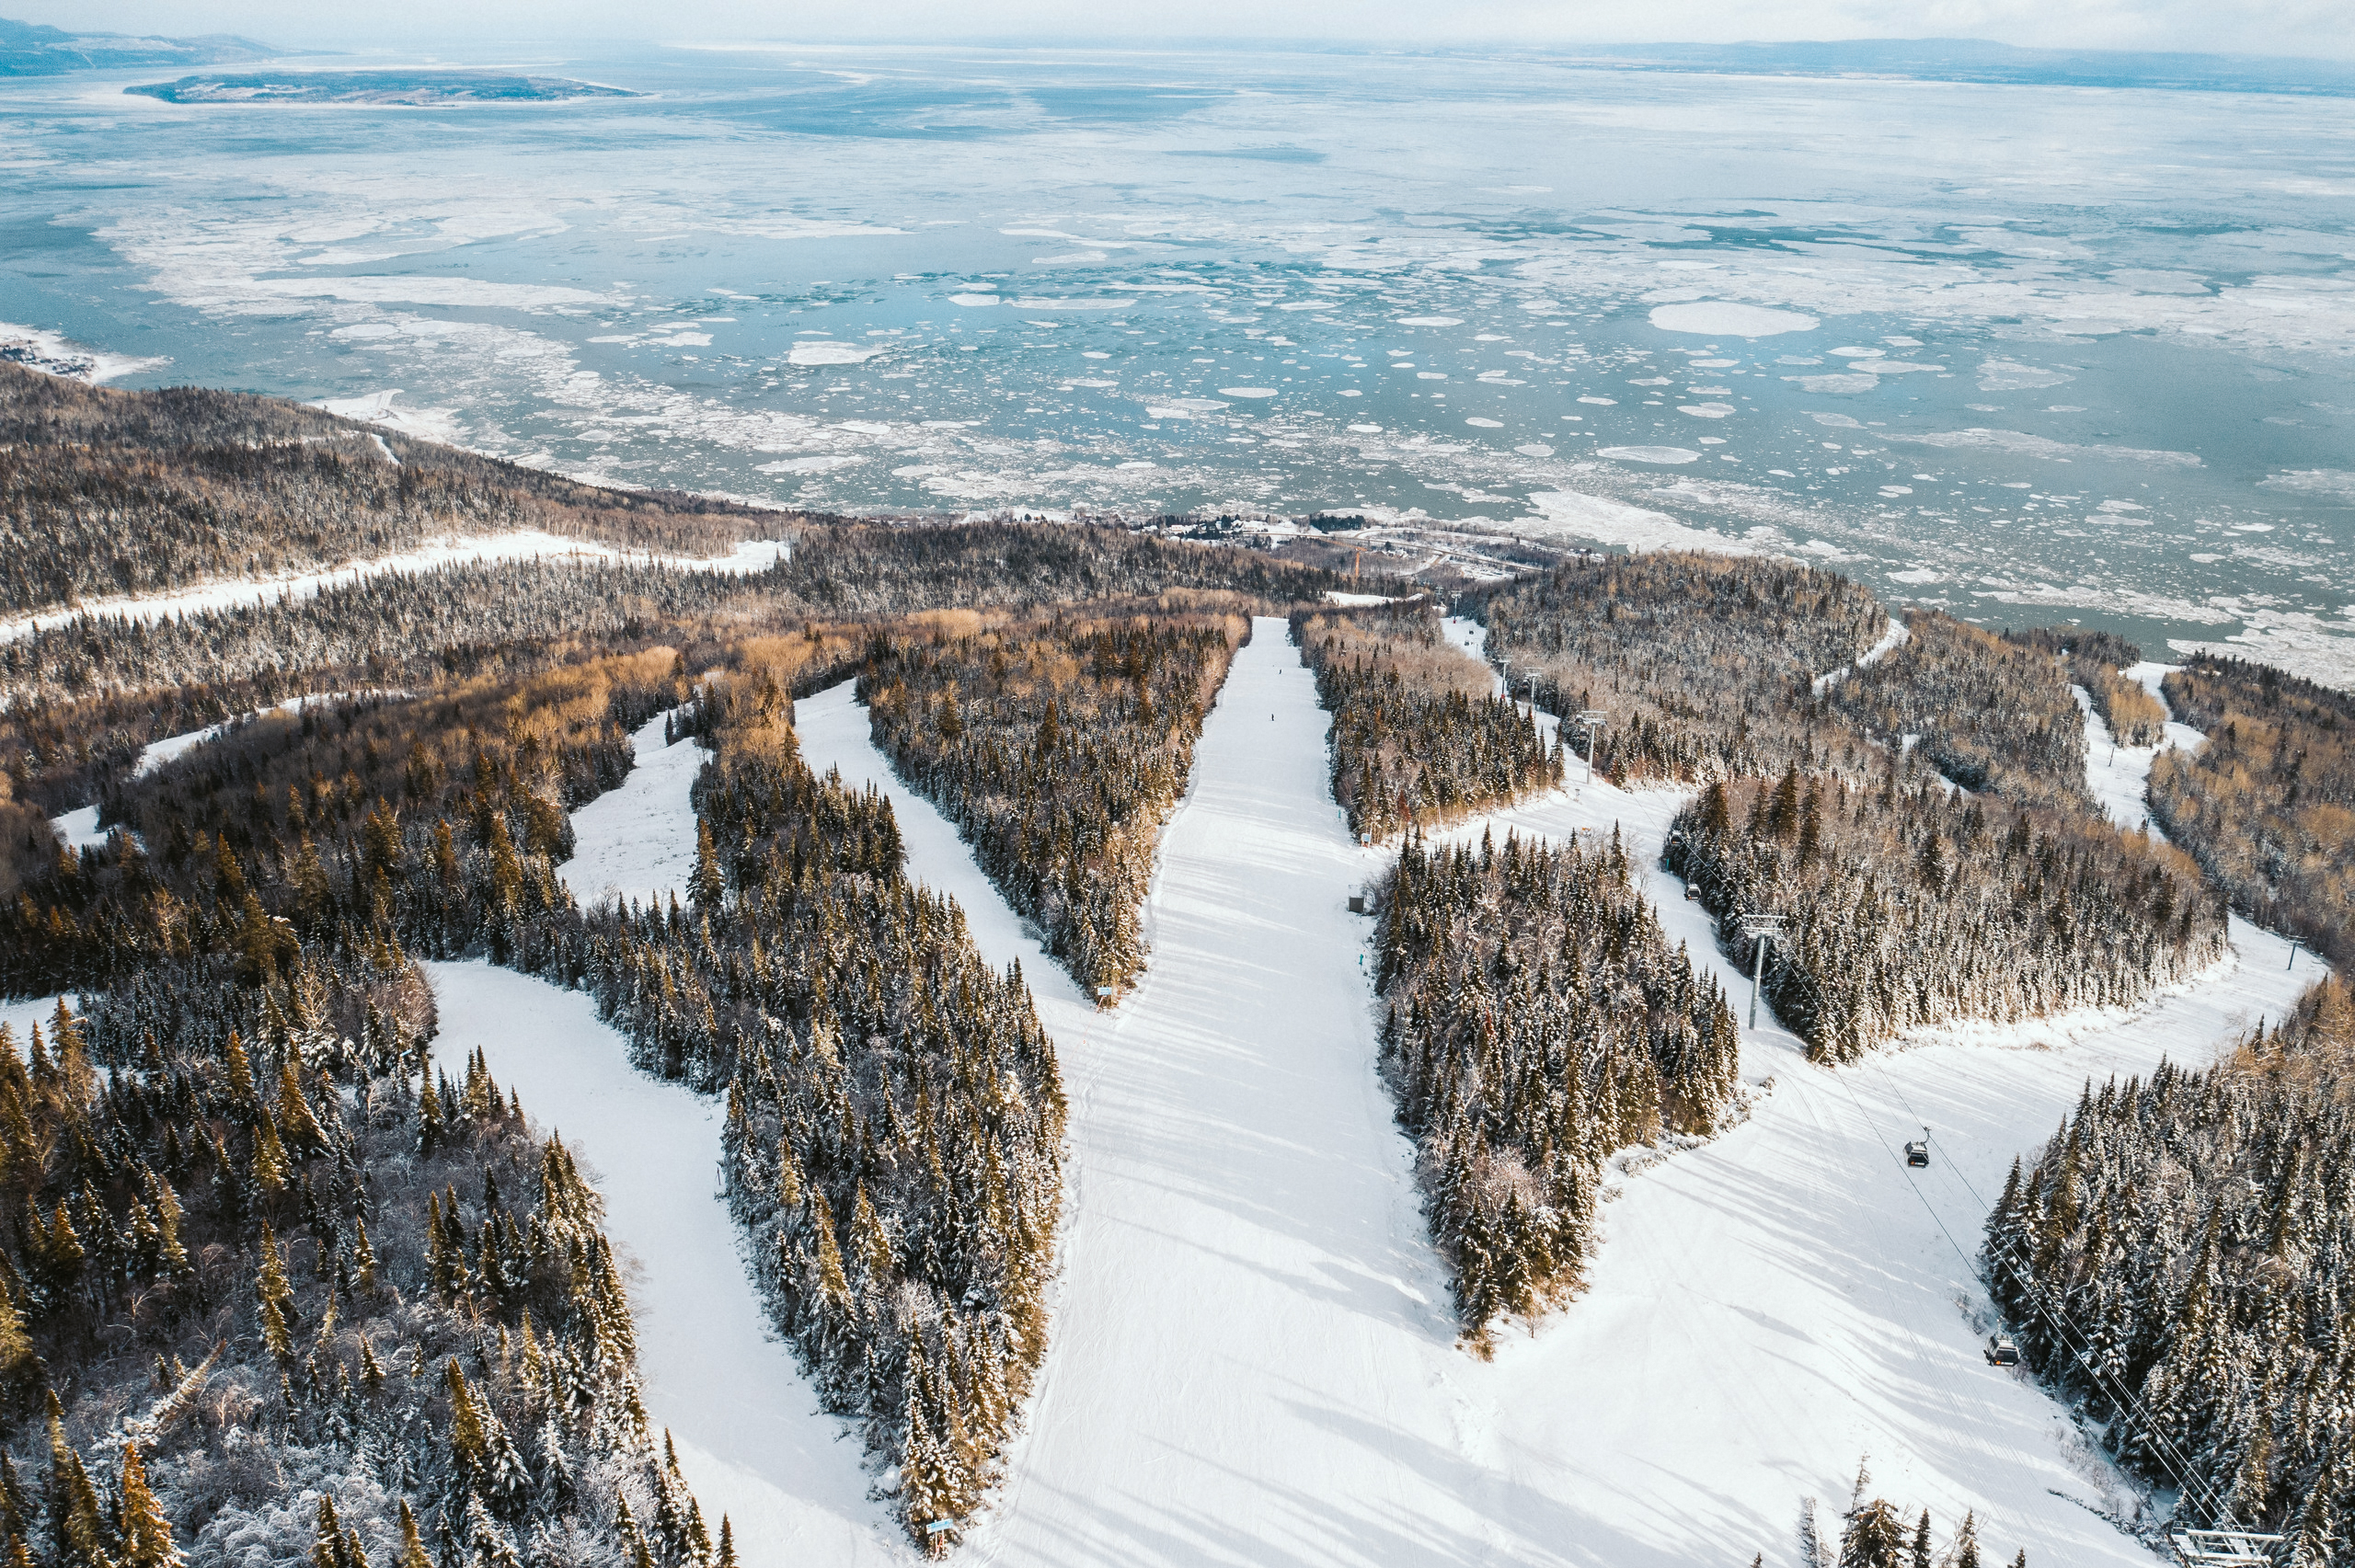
[1984,1334,2021,1368]
[1904,1139,1929,1168]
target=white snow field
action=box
[556,712,713,910]
[426,962,903,1567]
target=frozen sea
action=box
[1,44,2350,682]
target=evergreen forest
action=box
[1664,765,2226,1060]
[857,609,1245,995]
[1989,978,2355,1556]
[1294,600,1559,840]
[2151,656,2355,967]
[1373,830,1740,1340]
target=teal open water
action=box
[2,45,2350,678]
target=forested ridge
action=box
[1664,764,2226,1061]
[0,519,1353,711]
[1478,552,1886,785]
[859,609,1243,996]
[2150,655,2355,967]
[2001,626,2165,747]
[0,614,1068,1553]
[1991,979,2355,1557]
[1295,601,1558,841]
[0,360,788,614]
[1375,830,1739,1342]
[1824,610,2092,814]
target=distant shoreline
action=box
[125,70,638,106]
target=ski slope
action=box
[419,617,2315,1567]
[803,620,2240,1566]
[557,712,712,910]
[427,712,905,1567]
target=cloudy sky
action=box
[40,0,2350,59]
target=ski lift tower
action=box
[2169,1529,2283,1568]
[1737,912,1788,1030]
[1571,710,1607,786]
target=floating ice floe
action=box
[1597,445,1701,464]
[787,340,882,366]
[1979,358,2075,392]
[1648,302,1819,337]
[755,454,867,474]
[1395,315,1463,326]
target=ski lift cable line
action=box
[1790,1051,2035,1480]
[1817,1047,2239,1530]
[1820,1049,2230,1524]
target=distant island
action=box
[0,14,272,75]
[127,70,638,105]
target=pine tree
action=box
[116,1444,177,1568]
[690,819,725,916]
[396,1501,432,1568]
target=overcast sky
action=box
[38,0,2351,62]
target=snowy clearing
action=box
[0,532,789,647]
[557,713,712,910]
[428,961,904,1568]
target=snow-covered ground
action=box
[430,704,902,1565]
[429,962,902,1567]
[410,619,2315,1568]
[0,532,788,648]
[557,713,711,910]
[2072,676,2204,837]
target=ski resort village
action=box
[0,359,2348,1568]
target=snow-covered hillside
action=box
[428,714,904,1566]
[412,617,2317,1567]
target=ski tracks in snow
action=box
[1414,641,2316,1564]
[414,621,2324,1568]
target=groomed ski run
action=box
[419,613,2320,1567]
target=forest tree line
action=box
[860,608,1244,996]
[1991,978,2355,1556]
[0,938,723,1565]
[1663,764,2227,1061]
[1295,600,1559,841]
[2151,655,2355,967]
